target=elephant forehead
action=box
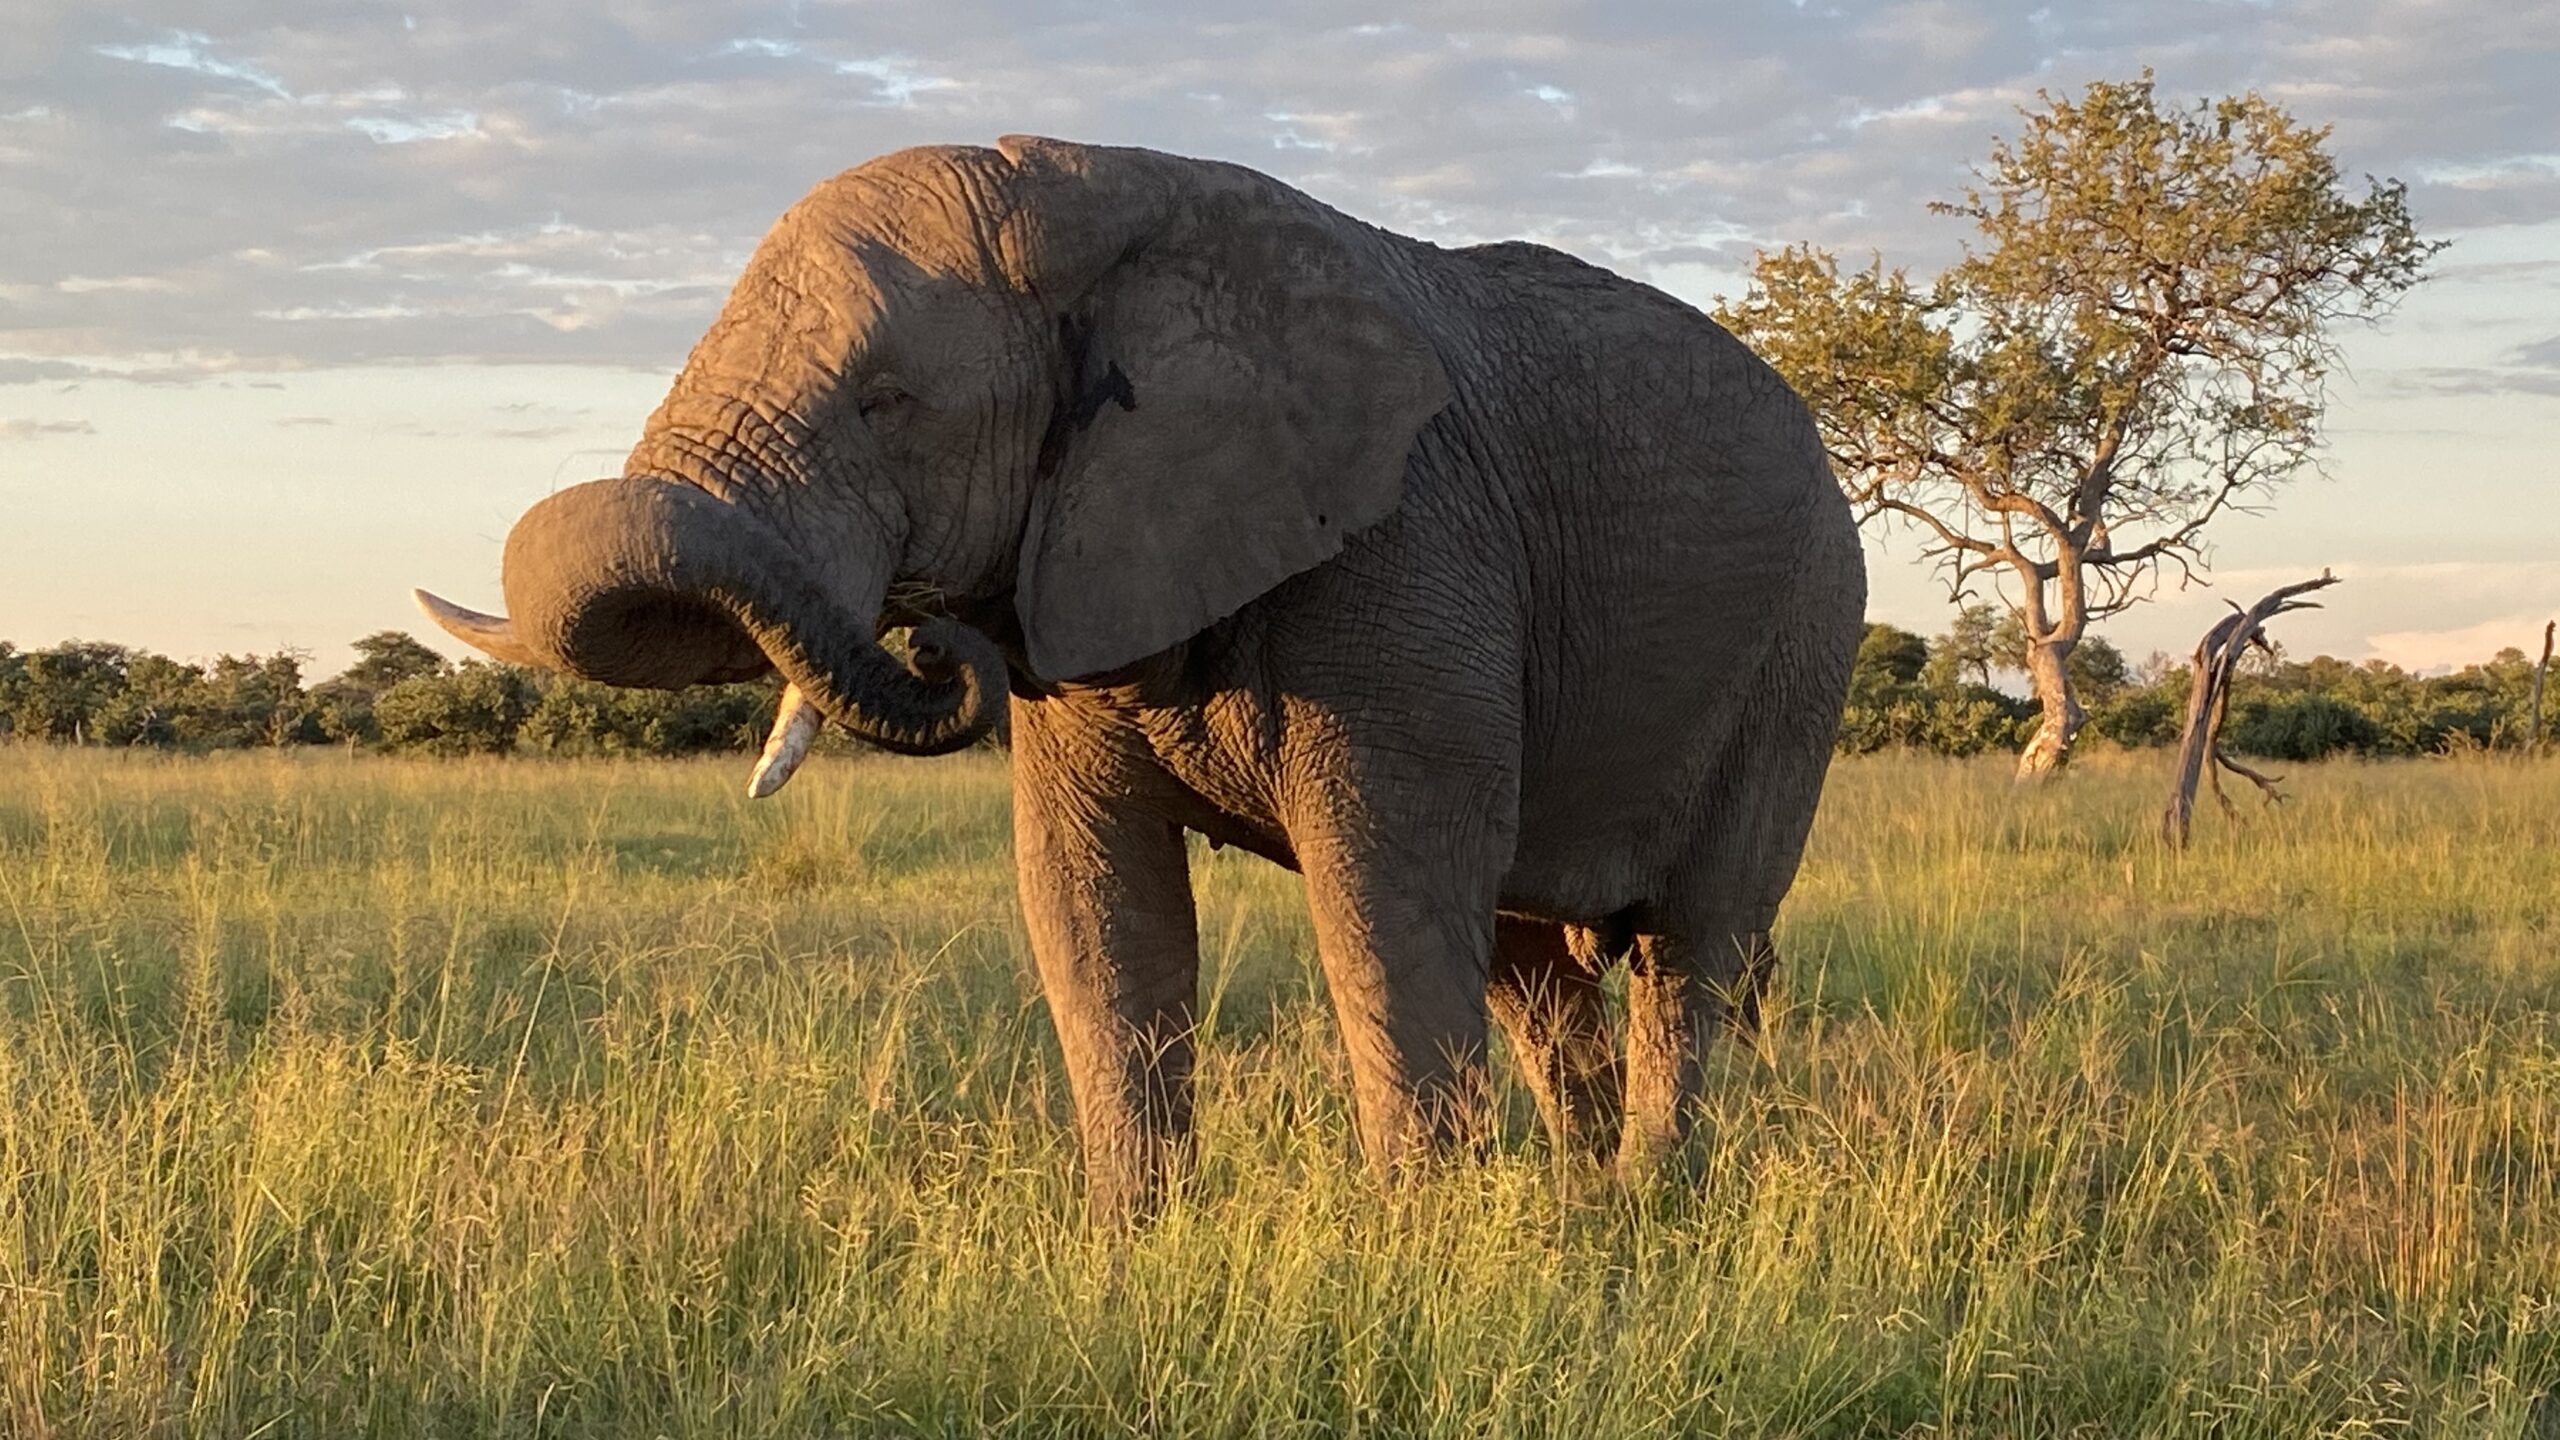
[785,149,1022,283]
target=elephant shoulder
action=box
[1450,239,1624,294]
[1446,240,1739,347]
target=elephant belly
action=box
[1499,521,1806,924]
[1500,689,1758,924]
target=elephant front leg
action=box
[1013,773,1201,1226]
[1292,821,1503,1171]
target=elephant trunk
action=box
[418,476,1003,764]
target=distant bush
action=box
[1838,690,2035,758]
[375,663,540,756]
[0,630,792,760]
[521,678,778,756]
[0,624,2545,762]
[2223,693,2383,761]
[2086,685,2185,750]
[1835,618,2548,761]
[1839,623,2039,758]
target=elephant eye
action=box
[856,383,914,420]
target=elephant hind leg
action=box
[1489,917,1621,1162]
[1618,927,1774,1175]
[1620,599,1849,1178]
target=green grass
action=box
[3,747,2559,1437]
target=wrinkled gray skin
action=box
[420,137,1865,1222]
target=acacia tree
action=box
[1719,74,2439,776]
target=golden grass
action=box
[3,746,2558,1436]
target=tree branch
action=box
[2162,569,2341,848]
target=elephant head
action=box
[416,136,1450,793]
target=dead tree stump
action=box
[2162,571,2341,850]
[2532,620,2554,755]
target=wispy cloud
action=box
[0,418,97,439]
[93,32,291,99]
[345,111,481,144]
[2385,366,2560,399]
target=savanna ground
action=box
[2,748,2557,1437]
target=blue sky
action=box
[2,1,2554,676]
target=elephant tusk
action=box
[747,683,825,799]
[411,588,544,667]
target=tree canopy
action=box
[1719,73,2440,775]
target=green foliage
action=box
[310,630,455,744]
[1719,75,2437,602]
[1920,603,2002,692]
[2223,692,2382,761]
[1840,618,2036,757]
[340,630,449,692]
[2067,634,2130,702]
[1718,74,2440,767]
[1836,688,2035,758]
[2230,648,2537,757]
[199,652,322,749]
[90,651,201,747]
[2086,679,2185,749]
[0,632,796,760]
[373,662,540,756]
[0,623,2541,766]
[520,677,781,756]
[1834,621,2548,760]
[4,640,133,742]
[1850,623,1930,705]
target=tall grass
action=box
[3,747,2557,1436]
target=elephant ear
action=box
[998,136,1451,683]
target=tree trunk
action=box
[2162,612,2246,848]
[2015,639,2085,780]
[2531,620,2554,755]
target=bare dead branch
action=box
[2212,750,2289,806]
[2162,569,2341,849]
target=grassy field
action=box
[2,747,2558,1437]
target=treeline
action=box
[2,614,2546,761]
[1845,606,2550,760]
[0,632,782,757]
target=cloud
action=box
[91,32,291,100]
[344,111,482,144]
[2385,366,2560,398]
[2367,613,2560,673]
[5,1,2556,385]
[0,358,97,384]
[0,418,97,439]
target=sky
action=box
[2,1,2555,679]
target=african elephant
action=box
[417,136,1865,1220]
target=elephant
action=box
[416,136,1865,1221]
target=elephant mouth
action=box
[554,591,774,689]
[414,475,1006,794]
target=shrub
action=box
[375,663,539,756]
[521,679,776,756]
[2223,693,2381,761]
